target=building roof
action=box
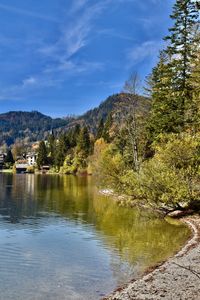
[26,153,37,158]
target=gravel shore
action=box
[105,215,200,300]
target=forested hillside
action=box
[64,93,150,133]
[0,93,149,146]
[0,111,70,146]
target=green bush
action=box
[4,162,14,169]
[138,133,200,209]
[61,151,88,175]
[97,145,124,189]
[26,166,35,174]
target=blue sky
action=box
[0,0,174,117]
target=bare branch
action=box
[123,72,140,96]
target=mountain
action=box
[0,93,150,146]
[61,94,126,132]
[63,93,150,133]
[0,111,69,146]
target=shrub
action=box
[97,144,127,191]
[138,133,200,210]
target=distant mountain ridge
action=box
[0,93,149,146]
[0,110,69,146]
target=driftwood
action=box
[167,209,194,218]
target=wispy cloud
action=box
[69,0,88,14]
[97,28,134,41]
[22,77,37,87]
[136,17,155,30]
[39,1,108,59]
[44,60,104,75]
[127,40,163,66]
[38,1,109,76]
[75,79,124,90]
[0,74,63,101]
[0,3,59,23]
[113,0,161,4]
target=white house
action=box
[26,153,37,166]
[0,153,6,169]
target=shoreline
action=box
[104,215,200,300]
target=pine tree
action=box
[147,51,183,140]
[96,118,104,140]
[147,0,199,141]
[164,0,199,105]
[48,134,56,165]
[37,141,48,169]
[102,113,112,143]
[67,124,81,148]
[5,149,14,164]
[187,49,200,131]
[77,126,91,157]
[55,134,70,167]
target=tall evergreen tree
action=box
[37,141,48,169]
[67,124,81,148]
[5,149,14,164]
[96,118,104,140]
[188,49,200,131]
[48,134,56,165]
[146,51,183,139]
[164,0,199,104]
[102,113,113,143]
[77,126,91,156]
[147,0,199,141]
[55,134,70,168]
[72,124,81,146]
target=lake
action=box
[0,174,190,300]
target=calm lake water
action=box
[0,174,189,300]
